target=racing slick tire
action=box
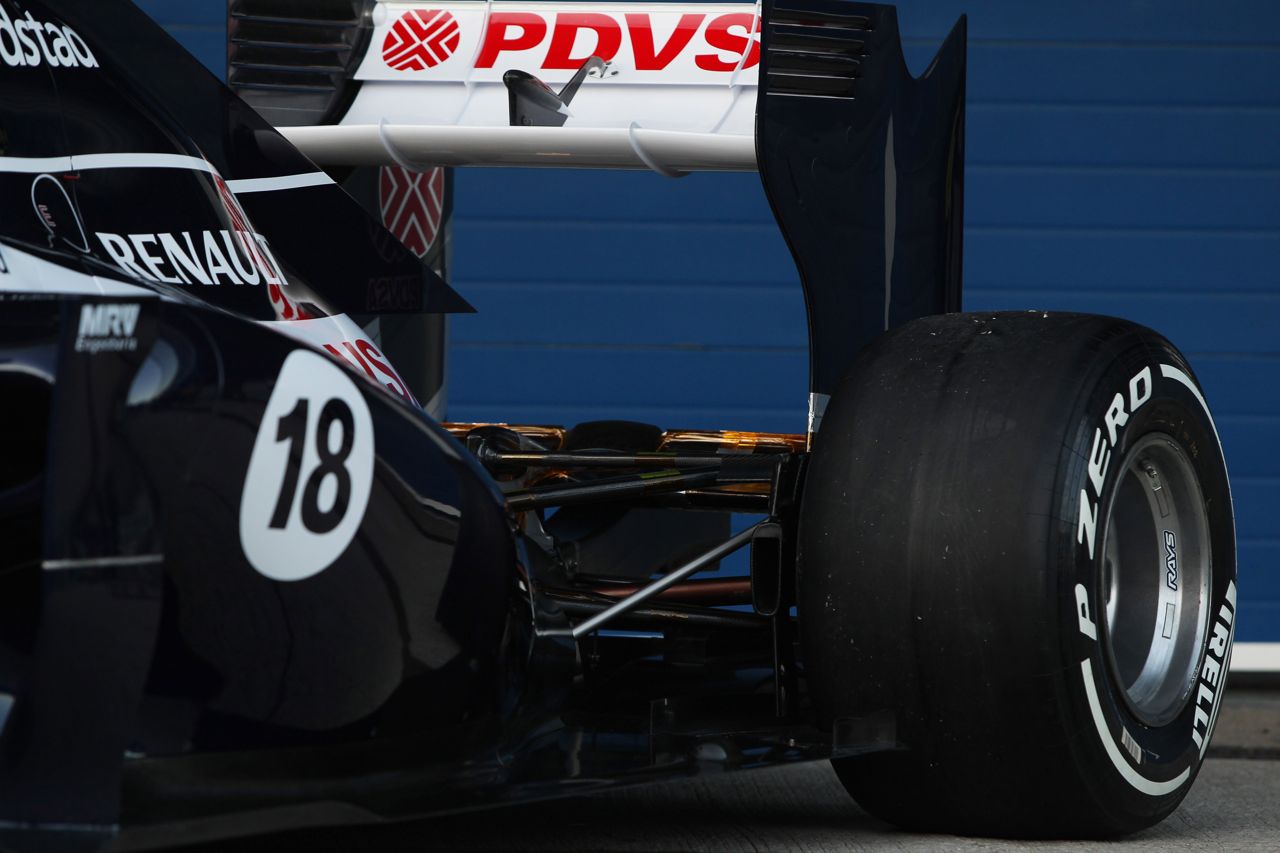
[797,311,1236,837]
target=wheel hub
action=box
[1101,432,1212,726]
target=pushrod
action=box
[570,521,764,639]
[506,468,720,511]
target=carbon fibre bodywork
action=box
[1,295,515,823]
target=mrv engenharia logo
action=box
[76,303,140,354]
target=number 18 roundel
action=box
[239,349,376,582]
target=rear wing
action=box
[250,0,965,432]
[266,1,764,174]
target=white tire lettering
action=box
[1077,489,1098,559]
[1073,364,1231,788]
[1192,583,1237,754]
[1088,427,1110,496]
[1129,366,1153,411]
[1075,583,1097,640]
[1104,392,1128,447]
[1078,365,1170,561]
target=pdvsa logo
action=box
[378,8,761,76]
[379,165,445,259]
[382,10,460,71]
[0,7,97,69]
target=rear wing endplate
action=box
[757,1,966,426]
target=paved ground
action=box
[199,689,1280,852]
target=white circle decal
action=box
[239,349,375,581]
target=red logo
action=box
[472,11,759,72]
[382,9,460,71]
[379,166,445,259]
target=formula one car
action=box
[0,1,1236,849]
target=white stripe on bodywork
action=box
[0,155,75,173]
[43,554,164,571]
[0,152,327,196]
[71,152,218,174]
[0,152,216,175]
[1081,657,1190,796]
[226,172,334,194]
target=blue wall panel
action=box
[134,0,225,76]
[141,2,1278,641]
[446,3,1280,642]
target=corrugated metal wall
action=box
[146,1,1277,642]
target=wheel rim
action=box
[1100,432,1212,727]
